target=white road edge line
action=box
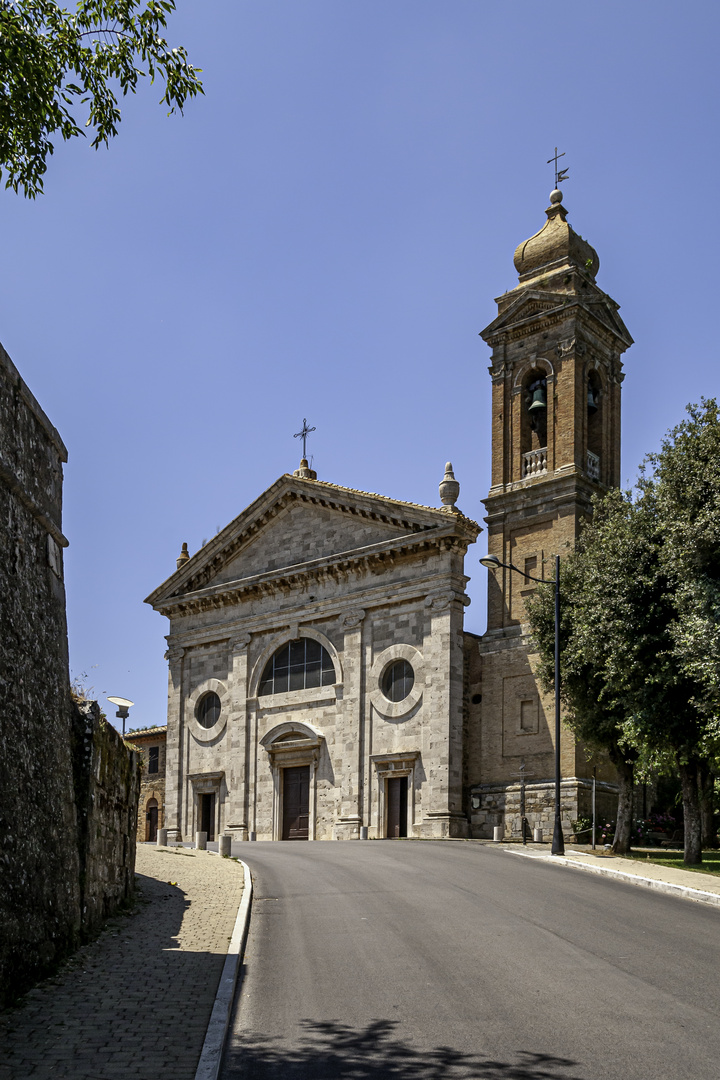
[194,859,254,1080]
[504,848,720,908]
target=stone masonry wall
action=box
[0,344,80,1008]
[470,778,620,841]
[72,700,140,934]
[0,344,139,1007]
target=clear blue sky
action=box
[4,1,718,731]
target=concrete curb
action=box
[194,859,253,1080]
[506,848,720,909]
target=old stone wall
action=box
[73,700,140,933]
[0,344,80,1008]
[0,345,139,1007]
[471,778,620,841]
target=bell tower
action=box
[470,188,633,838]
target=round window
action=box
[382,659,414,703]
[197,691,221,729]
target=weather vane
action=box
[547,146,569,188]
[294,418,316,459]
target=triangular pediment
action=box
[145,473,479,610]
[583,297,633,345]
[482,287,632,348]
[481,290,567,338]
[211,500,412,586]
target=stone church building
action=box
[146,189,632,843]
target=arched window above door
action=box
[259,638,336,696]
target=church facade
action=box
[146,189,632,843]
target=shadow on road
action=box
[223,1019,585,1079]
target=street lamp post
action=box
[479,553,565,856]
[107,696,134,737]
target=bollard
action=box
[249,831,257,841]
[156,827,168,847]
[493,825,503,842]
[195,831,207,850]
[218,834,232,857]
[359,826,369,840]
[533,827,543,843]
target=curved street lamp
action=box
[479,553,564,856]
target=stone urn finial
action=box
[176,541,190,569]
[439,462,460,510]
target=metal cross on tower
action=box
[547,146,569,188]
[293,418,316,459]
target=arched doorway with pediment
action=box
[260,722,326,841]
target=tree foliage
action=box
[0,0,203,197]
[526,401,720,864]
[649,399,720,724]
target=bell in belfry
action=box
[528,386,547,413]
[587,385,599,413]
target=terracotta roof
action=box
[124,725,167,738]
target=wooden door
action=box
[146,798,158,842]
[282,766,310,840]
[199,792,216,841]
[386,777,408,838]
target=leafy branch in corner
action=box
[0,0,203,197]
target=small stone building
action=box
[127,726,167,842]
[147,189,632,843]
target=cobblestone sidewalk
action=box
[0,846,245,1080]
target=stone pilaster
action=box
[247,699,259,838]
[333,609,365,839]
[164,646,185,841]
[422,588,468,837]
[225,634,251,840]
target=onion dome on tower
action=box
[513,189,599,284]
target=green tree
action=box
[647,399,720,850]
[648,401,720,714]
[527,403,720,865]
[0,0,203,197]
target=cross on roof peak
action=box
[293,418,316,461]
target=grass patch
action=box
[624,848,720,877]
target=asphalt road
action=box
[221,841,720,1080]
